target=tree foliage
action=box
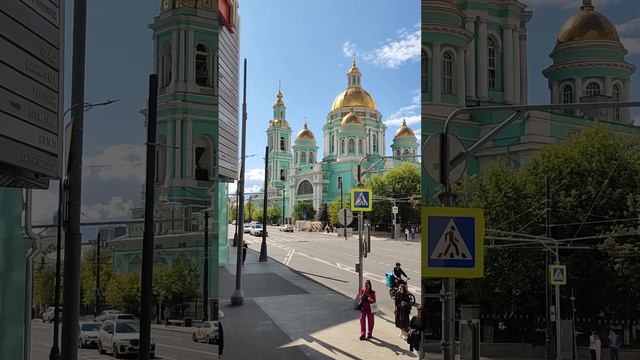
[328,199,346,227]
[267,205,282,224]
[366,163,421,228]
[293,201,316,220]
[154,258,200,315]
[80,246,113,308]
[33,257,57,308]
[105,272,141,315]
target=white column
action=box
[477,19,488,99]
[575,77,583,117]
[513,27,521,104]
[432,43,442,103]
[188,31,195,82]
[171,31,178,85]
[166,120,174,179]
[502,24,514,104]
[179,30,186,82]
[465,19,476,99]
[552,81,560,105]
[186,119,193,179]
[456,47,466,106]
[519,27,528,104]
[604,76,613,97]
[175,119,182,178]
[624,79,631,123]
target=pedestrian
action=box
[394,284,412,339]
[242,242,248,265]
[358,279,377,340]
[404,228,409,241]
[608,329,621,360]
[163,307,170,326]
[589,330,601,360]
[410,226,416,240]
[407,305,424,355]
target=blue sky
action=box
[29,0,640,226]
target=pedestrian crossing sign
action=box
[351,188,372,212]
[549,265,567,285]
[422,207,484,278]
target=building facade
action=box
[263,60,420,220]
[422,0,637,203]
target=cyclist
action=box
[393,262,408,287]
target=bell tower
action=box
[266,88,293,196]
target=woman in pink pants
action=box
[359,280,376,340]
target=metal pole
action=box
[340,179,346,240]
[233,188,239,247]
[570,289,576,360]
[95,232,101,317]
[49,180,64,360]
[282,189,285,225]
[61,0,86,357]
[203,211,209,321]
[555,244,561,360]
[259,146,269,262]
[357,165,363,291]
[545,177,554,360]
[140,74,159,360]
[231,58,248,306]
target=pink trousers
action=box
[360,309,374,336]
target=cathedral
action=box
[264,60,420,220]
[422,0,637,202]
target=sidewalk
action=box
[220,241,417,360]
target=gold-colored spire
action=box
[581,0,593,10]
[275,82,284,106]
[348,56,360,74]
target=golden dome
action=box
[275,90,285,106]
[394,119,416,138]
[557,1,620,45]
[341,110,364,126]
[271,119,289,128]
[332,87,377,111]
[296,122,315,141]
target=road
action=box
[30,320,217,360]
[241,225,421,316]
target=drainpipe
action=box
[24,189,40,360]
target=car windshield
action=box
[81,324,101,331]
[115,324,139,333]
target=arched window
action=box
[488,38,497,90]
[162,43,172,88]
[403,149,410,155]
[422,50,429,91]
[372,134,378,153]
[330,136,335,153]
[294,151,298,165]
[396,149,401,157]
[194,136,212,181]
[613,84,621,121]
[280,169,286,181]
[348,138,355,153]
[562,84,574,116]
[309,151,314,163]
[280,136,285,151]
[340,139,345,154]
[195,43,211,87]
[585,82,601,97]
[358,139,363,154]
[297,180,313,195]
[301,151,307,164]
[442,51,454,95]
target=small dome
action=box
[394,119,416,138]
[296,122,315,141]
[341,110,364,126]
[557,1,620,45]
[271,119,289,128]
[332,87,377,111]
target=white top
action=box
[589,335,601,350]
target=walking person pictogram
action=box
[430,219,472,260]
[439,225,466,258]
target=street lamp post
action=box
[203,211,209,321]
[281,188,285,226]
[259,146,269,262]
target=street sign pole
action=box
[440,133,456,360]
[554,245,561,360]
[357,165,363,292]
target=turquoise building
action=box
[422,0,637,203]
[264,61,420,220]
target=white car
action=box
[103,313,137,322]
[97,320,155,358]
[279,224,294,232]
[192,320,219,344]
[243,224,251,233]
[42,306,62,323]
[95,309,121,322]
[78,321,101,348]
[249,224,264,236]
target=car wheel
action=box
[113,344,119,358]
[78,338,83,349]
[98,340,105,354]
[192,333,198,342]
[205,334,211,344]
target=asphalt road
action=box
[241,225,421,316]
[30,320,217,360]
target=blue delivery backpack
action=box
[385,272,394,288]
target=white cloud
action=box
[81,196,135,221]
[245,168,265,182]
[616,17,640,35]
[362,28,420,69]
[342,40,357,58]
[245,185,263,195]
[384,89,421,127]
[526,0,621,8]
[83,144,145,183]
[621,38,640,55]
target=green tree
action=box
[319,203,329,225]
[367,163,421,228]
[33,257,56,308]
[328,200,345,227]
[154,258,200,316]
[105,272,141,315]
[80,246,113,309]
[293,201,316,220]
[267,205,282,224]
[252,208,264,222]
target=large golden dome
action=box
[341,110,364,126]
[394,119,416,138]
[296,122,315,141]
[331,87,377,111]
[557,2,620,45]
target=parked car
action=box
[95,309,121,322]
[192,320,219,344]
[42,306,62,323]
[103,313,137,322]
[243,224,251,233]
[279,224,294,232]
[249,224,263,236]
[97,320,155,358]
[78,321,102,348]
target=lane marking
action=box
[156,343,216,355]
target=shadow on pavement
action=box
[296,270,349,283]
